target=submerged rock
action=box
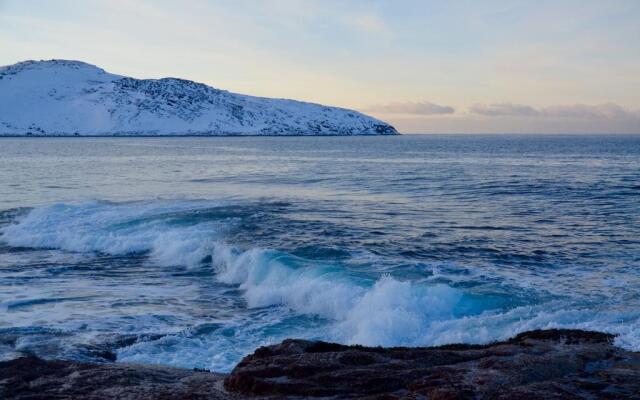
[1,329,639,399]
[225,329,640,399]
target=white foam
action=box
[211,243,640,351]
[212,244,469,346]
[337,278,463,346]
[214,245,367,318]
[0,201,231,267]
[115,242,640,371]
[4,201,640,371]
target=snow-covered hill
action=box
[0,60,398,136]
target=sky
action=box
[1,0,639,133]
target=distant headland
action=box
[0,60,398,137]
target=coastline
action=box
[0,132,399,138]
[2,329,639,399]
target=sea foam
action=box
[3,201,640,372]
[0,201,229,267]
[212,243,473,346]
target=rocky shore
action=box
[2,329,639,399]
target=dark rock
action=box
[0,356,233,400]
[225,329,640,399]
[2,329,638,399]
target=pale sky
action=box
[1,0,639,133]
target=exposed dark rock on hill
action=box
[1,329,639,399]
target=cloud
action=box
[348,14,389,35]
[542,103,633,119]
[365,101,455,115]
[469,103,539,117]
[470,102,639,120]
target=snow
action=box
[0,60,398,136]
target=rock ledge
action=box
[1,329,639,399]
[226,329,640,399]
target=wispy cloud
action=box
[347,14,389,36]
[365,101,455,115]
[469,103,539,117]
[542,103,636,119]
[469,102,639,119]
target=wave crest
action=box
[212,243,467,346]
[0,201,230,267]
[4,200,639,362]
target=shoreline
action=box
[2,329,639,399]
[0,133,399,138]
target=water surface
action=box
[1,135,639,371]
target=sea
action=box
[1,134,639,372]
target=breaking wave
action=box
[212,243,470,346]
[208,243,640,350]
[0,200,231,267]
[2,200,639,371]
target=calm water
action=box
[1,135,639,371]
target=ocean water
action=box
[0,135,639,372]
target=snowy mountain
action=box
[0,60,398,136]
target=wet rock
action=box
[225,329,640,399]
[2,329,638,399]
[0,356,233,400]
